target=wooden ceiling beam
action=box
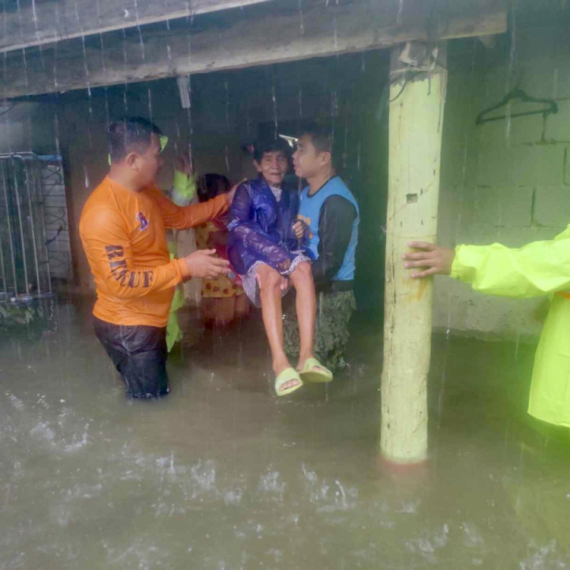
[0,0,271,54]
[0,0,507,100]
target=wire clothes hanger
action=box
[475,87,558,125]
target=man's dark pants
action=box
[94,317,170,398]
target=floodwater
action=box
[1,298,570,570]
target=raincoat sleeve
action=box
[451,238,570,298]
[80,206,189,299]
[227,183,291,266]
[146,185,228,230]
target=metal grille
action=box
[39,155,73,281]
[0,153,52,302]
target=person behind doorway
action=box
[79,117,232,399]
[195,173,250,327]
[227,138,333,396]
[402,236,570,430]
[284,128,360,372]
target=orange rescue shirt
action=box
[79,176,228,328]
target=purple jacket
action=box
[227,177,300,276]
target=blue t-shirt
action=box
[299,177,359,282]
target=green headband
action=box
[108,135,169,165]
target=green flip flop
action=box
[299,357,333,383]
[275,368,304,396]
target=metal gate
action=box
[0,153,52,302]
[38,155,73,282]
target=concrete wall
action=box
[5,7,569,339]
[434,8,570,340]
[56,83,242,299]
[55,52,389,308]
[0,102,58,154]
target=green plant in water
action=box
[0,303,36,329]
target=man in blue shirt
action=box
[284,128,359,371]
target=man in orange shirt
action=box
[80,117,231,399]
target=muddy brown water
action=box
[1,299,569,569]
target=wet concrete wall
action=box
[52,53,390,313]
[435,8,570,340]
[0,102,57,155]
[56,81,248,298]
[9,13,570,341]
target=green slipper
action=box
[299,357,333,383]
[275,368,304,396]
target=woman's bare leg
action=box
[288,261,316,368]
[257,264,299,391]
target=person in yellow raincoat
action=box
[403,234,570,428]
[165,154,198,352]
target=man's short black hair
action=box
[108,117,162,163]
[300,126,336,168]
[253,137,292,163]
